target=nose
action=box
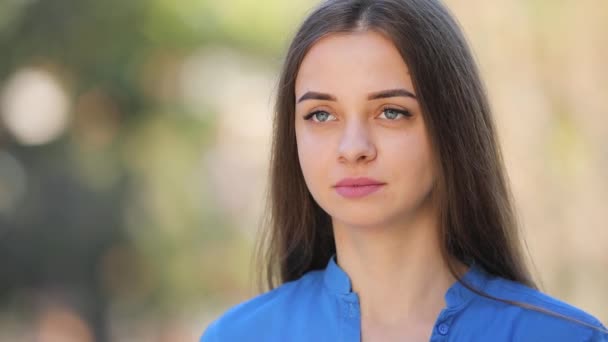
[337,119,377,164]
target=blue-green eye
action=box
[379,107,411,120]
[304,110,337,122]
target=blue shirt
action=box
[201,255,607,341]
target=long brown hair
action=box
[250,0,608,333]
[255,0,535,291]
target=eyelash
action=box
[303,107,412,122]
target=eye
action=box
[378,107,412,120]
[303,110,337,123]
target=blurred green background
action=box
[0,0,606,341]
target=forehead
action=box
[295,31,413,96]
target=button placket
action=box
[339,293,361,342]
[342,293,359,318]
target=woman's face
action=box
[294,30,437,228]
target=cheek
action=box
[296,130,330,190]
[385,131,435,187]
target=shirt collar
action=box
[322,253,491,308]
[323,254,353,294]
[444,261,491,308]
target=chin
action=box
[326,205,397,229]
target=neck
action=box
[332,208,466,328]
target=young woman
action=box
[201,0,607,341]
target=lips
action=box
[334,177,385,187]
[333,177,385,198]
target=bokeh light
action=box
[1,67,70,145]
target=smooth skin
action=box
[294,31,468,341]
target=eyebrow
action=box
[296,88,417,103]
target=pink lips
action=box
[333,177,385,198]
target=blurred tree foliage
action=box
[0,0,311,340]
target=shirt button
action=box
[437,323,449,335]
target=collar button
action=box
[437,323,450,335]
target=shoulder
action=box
[463,273,607,341]
[199,269,325,342]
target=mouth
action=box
[333,177,385,187]
[334,184,385,198]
